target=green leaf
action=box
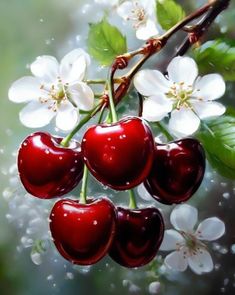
[194,39,235,81]
[87,18,127,66]
[156,0,185,30]
[197,110,235,179]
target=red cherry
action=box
[18,132,83,199]
[50,198,117,265]
[109,207,164,268]
[81,116,155,190]
[144,138,205,204]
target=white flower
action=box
[8,49,94,131]
[117,0,159,40]
[160,204,225,275]
[134,56,226,137]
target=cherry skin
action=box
[144,138,206,204]
[50,198,117,265]
[109,207,164,268]
[18,132,83,199]
[81,116,155,190]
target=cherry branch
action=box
[109,0,230,106]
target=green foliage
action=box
[197,109,235,179]
[156,0,185,30]
[87,18,127,66]
[194,40,235,81]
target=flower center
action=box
[128,2,147,29]
[166,82,194,110]
[178,231,207,258]
[39,78,74,112]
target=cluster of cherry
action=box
[17,116,205,268]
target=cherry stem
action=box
[156,122,174,142]
[107,68,118,123]
[129,189,138,209]
[80,165,89,204]
[60,103,103,147]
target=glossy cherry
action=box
[109,207,164,268]
[81,116,155,190]
[50,198,117,265]
[18,132,83,199]
[144,138,206,204]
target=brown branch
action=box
[110,0,230,106]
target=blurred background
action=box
[0,0,235,294]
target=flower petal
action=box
[160,229,184,251]
[60,49,90,83]
[188,248,213,275]
[136,19,159,40]
[192,101,226,119]
[169,107,200,137]
[170,204,198,232]
[167,56,198,85]
[56,102,79,131]
[116,1,133,20]
[194,74,225,101]
[19,100,55,128]
[164,250,188,272]
[30,55,59,83]
[68,82,94,111]
[134,70,172,96]
[195,217,225,241]
[142,95,172,121]
[8,76,44,103]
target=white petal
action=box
[142,95,172,121]
[194,74,225,101]
[8,76,44,103]
[170,204,198,232]
[160,229,184,251]
[192,101,226,119]
[134,70,172,96]
[169,107,200,137]
[195,217,225,241]
[19,100,55,128]
[136,19,159,40]
[60,49,90,83]
[56,102,79,131]
[167,56,198,85]
[164,250,188,272]
[30,55,59,83]
[116,1,133,20]
[68,82,94,111]
[188,249,213,275]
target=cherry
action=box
[50,198,117,265]
[144,138,205,204]
[109,207,164,268]
[18,132,83,199]
[81,116,155,190]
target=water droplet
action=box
[59,156,63,160]
[64,213,68,217]
[45,149,50,154]
[149,281,161,294]
[65,272,74,280]
[93,220,98,225]
[47,275,53,281]
[31,252,42,265]
[222,192,230,199]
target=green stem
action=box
[60,104,101,147]
[107,71,118,123]
[129,189,137,209]
[156,122,174,141]
[85,79,106,85]
[98,103,106,124]
[80,165,89,204]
